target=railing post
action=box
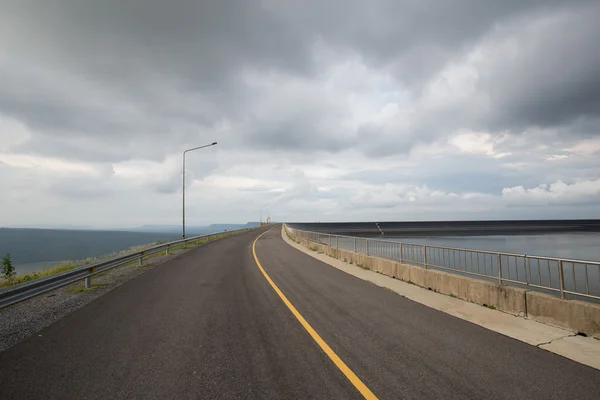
[400,243,403,263]
[423,245,428,269]
[329,234,332,247]
[366,239,369,255]
[353,237,356,252]
[166,245,170,255]
[558,260,565,298]
[139,252,143,266]
[336,236,339,249]
[497,253,502,285]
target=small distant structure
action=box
[260,217,271,226]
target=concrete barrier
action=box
[286,227,600,336]
[394,262,411,281]
[408,265,427,287]
[526,291,600,339]
[498,286,527,317]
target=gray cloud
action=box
[48,178,113,199]
[1,0,600,226]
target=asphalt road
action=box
[1,226,599,399]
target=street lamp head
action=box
[182,140,218,239]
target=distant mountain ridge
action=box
[4,222,260,234]
[131,222,259,233]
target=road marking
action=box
[252,230,378,400]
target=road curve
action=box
[1,226,599,399]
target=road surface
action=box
[1,226,599,399]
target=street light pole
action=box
[182,142,217,239]
[260,203,268,225]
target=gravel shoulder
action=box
[0,243,201,352]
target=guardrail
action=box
[0,227,256,309]
[285,226,600,301]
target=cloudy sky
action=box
[1,1,600,228]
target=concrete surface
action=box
[541,335,600,368]
[526,291,600,339]
[283,227,600,370]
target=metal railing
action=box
[0,227,256,310]
[286,226,600,301]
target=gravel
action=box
[0,246,193,353]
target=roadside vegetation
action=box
[0,242,164,288]
[2,253,15,283]
[0,229,252,289]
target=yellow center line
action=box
[252,230,379,400]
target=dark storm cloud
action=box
[269,0,578,84]
[2,0,313,81]
[478,3,600,131]
[1,0,599,162]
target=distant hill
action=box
[206,222,260,231]
[131,222,260,234]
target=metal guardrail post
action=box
[336,236,339,249]
[558,260,565,298]
[329,234,332,247]
[366,239,369,255]
[166,245,170,255]
[497,254,502,285]
[423,245,427,269]
[85,267,95,289]
[353,237,356,252]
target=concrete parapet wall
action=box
[526,291,600,339]
[394,262,411,281]
[286,228,598,337]
[408,265,427,287]
[498,286,528,316]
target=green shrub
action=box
[2,253,15,282]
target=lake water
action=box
[0,228,182,274]
[15,261,64,274]
[382,232,600,262]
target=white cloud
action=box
[0,152,110,176]
[546,155,568,161]
[566,138,600,155]
[502,179,600,204]
[449,131,511,158]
